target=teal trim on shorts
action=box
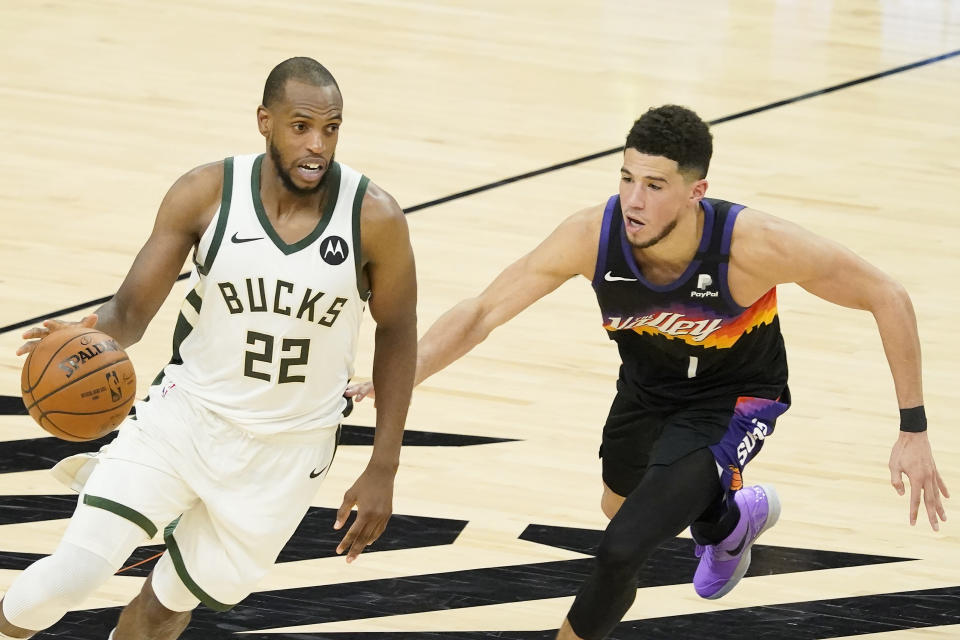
[163,521,234,612]
[83,494,157,538]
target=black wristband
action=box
[899,406,927,433]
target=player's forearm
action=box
[870,282,924,410]
[414,297,491,386]
[368,321,417,470]
[92,299,148,349]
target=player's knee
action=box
[600,484,625,520]
[148,553,201,614]
[595,530,645,575]
[600,494,623,520]
[2,543,118,631]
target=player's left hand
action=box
[889,431,949,531]
[344,380,376,405]
[334,464,395,562]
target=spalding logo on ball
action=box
[20,326,137,441]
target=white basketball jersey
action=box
[162,154,370,436]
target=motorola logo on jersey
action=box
[320,235,349,265]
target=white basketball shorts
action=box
[62,377,340,610]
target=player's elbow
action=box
[867,276,913,317]
[473,297,507,342]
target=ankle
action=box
[692,499,741,545]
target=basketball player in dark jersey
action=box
[347,105,948,640]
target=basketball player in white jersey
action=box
[0,57,417,640]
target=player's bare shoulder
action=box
[728,208,798,271]
[552,201,606,280]
[156,160,226,240]
[358,181,409,259]
[728,207,820,303]
[565,202,606,235]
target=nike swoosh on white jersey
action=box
[604,271,638,282]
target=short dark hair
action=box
[262,57,340,108]
[625,105,713,179]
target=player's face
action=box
[258,80,343,195]
[619,149,706,249]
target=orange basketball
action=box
[20,326,137,441]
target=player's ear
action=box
[257,105,271,137]
[689,178,708,203]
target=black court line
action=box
[2,47,957,338]
[0,272,191,337]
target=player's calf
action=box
[114,574,191,640]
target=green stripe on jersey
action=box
[352,175,371,300]
[199,157,234,275]
[151,289,200,386]
[251,154,342,255]
[185,287,202,313]
[170,311,194,365]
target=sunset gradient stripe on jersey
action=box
[733,393,788,418]
[603,289,779,350]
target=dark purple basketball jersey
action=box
[592,196,789,408]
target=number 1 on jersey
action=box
[687,356,699,378]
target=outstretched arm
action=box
[731,210,948,530]
[413,207,599,386]
[347,203,602,407]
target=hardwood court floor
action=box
[0,1,959,638]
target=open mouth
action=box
[296,160,325,180]
[624,214,645,232]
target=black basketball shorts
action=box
[599,388,790,498]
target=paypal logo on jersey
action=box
[691,273,719,298]
[320,235,348,265]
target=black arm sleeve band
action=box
[899,406,927,433]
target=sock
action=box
[690,495,741,544]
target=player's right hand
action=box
[16,314,98,356]
[344,380,376,404]
[889,430,949,531]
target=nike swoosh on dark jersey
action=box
[603,270,638,282]
[231,232,264,244]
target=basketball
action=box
[20,326,137,442]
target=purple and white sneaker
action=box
[693,484,781,599]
